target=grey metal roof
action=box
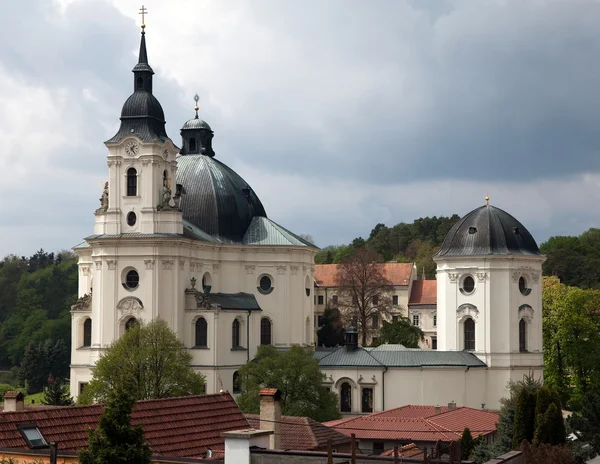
[182,117,212,130]
[316,346,487,368]
[435,205,542,258]
[206,292,261,311]
[73,241,90,250]
[243,217,316,247]
[176,154,267,243]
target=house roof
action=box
[245,414,351,451]
[314,263,414,288]
[315,346,486,368]
[408,280,437,307]
[0,393,249,458]
[380,443,424,458]
[325,405,499,443]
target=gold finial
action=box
[194,94,200,118]
[485,193,490,206]
[139,5,148,29]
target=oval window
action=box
[259,275,272,291]
[519,276,529,295]
[127,211,137,226]
[125,270,139,290]
[462,276,475,294]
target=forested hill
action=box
[0,250,77,371]
[315,216,600,290]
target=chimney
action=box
[345,326,358,352]
[434,405,441,415]
[448,401,456,411]
[259,388,281,449]
[3,391,25,412]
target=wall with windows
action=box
[434,256,544,371]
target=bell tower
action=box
[94,20,182,236]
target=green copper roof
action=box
[243,217,317,247]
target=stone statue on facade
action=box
[71,288,92,311]
[96,182,109,213]
[157,186,174,211]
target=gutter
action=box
[382,366,388,410]
[247,309,251,363]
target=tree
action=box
[533,403,566,446]
[513,387,539,448]
[79,388,152,464]
[237,345,340,422]
[460,427,475,460]
[373,317,424,348]
[334,248,394,346]
[42,374,73,406]
[78,319,205,404]
[542,277,600,404]
[520,441,574,464]
[19,339,70,394]
[317,307,345,347]
[569,390,600,457]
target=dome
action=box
[436,205,542,257]
[181,117,212,131]
[120,91,165,122]
[176,155,267,243]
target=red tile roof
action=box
[259,388,280,397]
[3,392,23,400]
[380,443,424,458]
[408,280,437,306]
[326,406,498,443]
[246,414,351,451]
[314,263,414,287]
[0,393,249,458]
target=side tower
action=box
[433,200,545,394]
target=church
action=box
[70,24,545,412]
[69,25,317,399]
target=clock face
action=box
[124,142,139,156]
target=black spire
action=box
[106,23,168,144]
[132,30,154,92]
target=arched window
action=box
[189,138,197,153]
[260,318,272,345]
[202,272,212,293]
[340,382,352,412]
[125,317,138,332]
[464,318,475,351]
[519,319,527,352]
[127,168,137,196]
[83,318,92,347]
[232,319,241,348]
[163,170,168,188]
[195,318,208,347]
[233,371,241,394]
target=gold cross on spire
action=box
[139,5,148,29]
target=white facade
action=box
[70,133,316,399]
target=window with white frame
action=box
[412,314,420,326]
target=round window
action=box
[462,276,475,294]
[125,270,139,290]
[127,211,137,226]
[259,275,272,291]
[519,276,528,295]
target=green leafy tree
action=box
[569,390,600,457]
[78,319,205,404]
[317,308,345,347]
[520,441,574,464]
[533,403,566,446]
[373,317,424,348]
[460,427,475,460]
[79,388,152,464]
[237,345,340,422]
[42,375,73,406]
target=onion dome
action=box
[176,97,266,242]
[436,203,542,257]
[106,29,168,143]
[179,94,214,156]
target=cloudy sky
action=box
[1,0,600,257]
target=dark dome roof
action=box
[436,205,542,257]
[121,91,165,121]
[181,118,212,131]
[176,155,267,243]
